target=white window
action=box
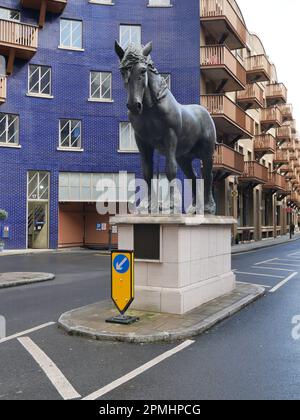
[59,119,82,149]
[148,0,171,6]
[119,122,139,152]
[60,19,83,50]
[90,71,112,101]
[28,65,52,97]
[119,25,141,50]
[28,171,50,201]
[161,73,171,89]
[0,113,19,145]
[0,7,20,21]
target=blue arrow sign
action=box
[113,254,130,274]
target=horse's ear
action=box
[142,42,153,57]
[115,40,125,60]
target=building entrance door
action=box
[28,202,49,249]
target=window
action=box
[161,73,171,89]
[28,171,50,201]
[59,119,82,149]
[90,71,112,101]
[119,122,138,152]
[0,113,19,145]
[119,25,141,50]
[0,7,20,21]
[148,0,171,6]
[60,19,83,50]
[28,65,52,97]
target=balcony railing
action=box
[201,94,255,141]
[239,161,268,184]
[21,0,67,27]
[0,19,38,73]
[236,83,264,109]
[281,138,295,152]
[260,106,282,129]
[200,0,247,49]
[265,83,287,106]
[244,54,271,83]
[213,143,244,175]
[274,150,289,165]
[200,45,246,92]
[263,172,286,191]
[278,104,293,122]
[254,134,276,155]
[276,125,292,141]
[0,75,7,103]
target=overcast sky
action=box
[237,0,299,126]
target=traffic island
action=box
[58,282,265,344]
[0,272,55,289]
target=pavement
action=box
[0,272,55,289]
[232,232,300,254]
[0,243,300,399]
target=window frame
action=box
[0,7,21,22]
[119,121,139,153]
[119,24,142,50]
[28,64,53,98]
[148,0,172,7]
[0,112,20,147]
[59,19,84,51]
[58,119,82,151]
[89,71,113,102]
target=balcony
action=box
[239,161,268,185]
[213,143,244,179]
[236,83,264,110]
[254,134,276,157]
[265,83,287,106]
[281,137,295,152]
[263,172,287,192]
[21,0,67,28]
[273,150,289,166]
[278,104,293,122]
[291,192,300,205]
[244,55,271,84]
[260,107,282,131]
[0,19,38,74]
[276,125,292,143]
[0,75,7,104]
[201,95,255,143]
[200,0,247,50]
[200,45,246,92]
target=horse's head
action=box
[115,41,153,115]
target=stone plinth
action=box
[110,215,236,315]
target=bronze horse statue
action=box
[115,41,217,214]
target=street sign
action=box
[107,250,138,325]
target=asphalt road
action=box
[0,241,300,400]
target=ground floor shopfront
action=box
[1,167,299,250]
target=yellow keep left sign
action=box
[111,250,134,314]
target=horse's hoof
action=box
[204,202,216,215]
[187,205,197,215]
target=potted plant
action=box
[0,209,8,221]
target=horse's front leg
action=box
[165,129,178,212]
[202,157,216,215]
[135,135,154,212]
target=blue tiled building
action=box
[0,0,200,249]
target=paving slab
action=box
[0,272,55,289]
[58,282,265,343]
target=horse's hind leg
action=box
[202,156,216,215]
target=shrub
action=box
[0,209,8,221]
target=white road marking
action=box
[235,271,284,279]
[0,322,55,344]
[82,340,195,401]
[18,337,81,400]
[269,272,298,293]
[254,258,278,266]
[263,262,300,267]
[237,281,271,289]
[252,266,296,273]
[288,251,300,257]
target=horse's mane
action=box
[120,44,168,104]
